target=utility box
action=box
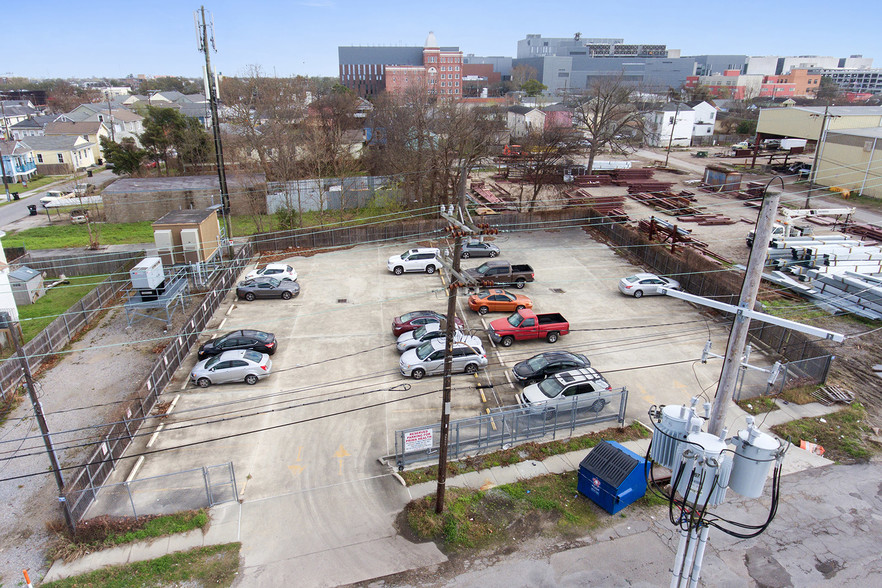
[130,257,165,290]
[577,440,647,515]
[154,229,175,266]
[151,209,221,266]
[180,228,201,264]
[703,165,742,193]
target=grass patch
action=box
[405,472,603,550]
[15,276,108,344]
[736,396,779,415]
[15,174,69,193]
[760,298,830,322]
[779,383,820,405]
[0,386,26,426]
[771,402,876,462]
[400,422,650,486]
[42,542,240,588]
[1,221,155,249]
[48,510,209,562]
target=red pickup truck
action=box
[487,309,569,347]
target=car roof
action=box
[262,263,290,270]
[215,349,250,359]
[428,337,484,351]
[550,367,608,386]
[406,247,439,253]
[531,351,583,362]
[629,273,658,279]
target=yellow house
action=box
[43,121,111,163]
[756,106,882,143]
[21,135,97,175]
[816,128,882,198]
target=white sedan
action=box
[245,263,297,282]
[618,273,680,298]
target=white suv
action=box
[520,367,612,412]
[399,338,487,379]
[387,248,441,275]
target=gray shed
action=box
[9,266,45,305]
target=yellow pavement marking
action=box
[334,444,351,475]
[288,464,305,476]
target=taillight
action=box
[261,365,268,371]
[266,341,275,348]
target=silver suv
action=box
[387,248,441,275]
[520,367,611,412]
[399,338,487,379]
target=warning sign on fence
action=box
[404,428,433,453]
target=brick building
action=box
[339,32,462,98]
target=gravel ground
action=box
[0,291,205,585]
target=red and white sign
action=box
[404,428,433,453]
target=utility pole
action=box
[0,96,12,202]
[196,6,233,258]
[805,104,837,208]
[435,166,468,514]
[707,179,782,435]
[663,102,681,168]
[8,318,75,532]
[104,88,115,142]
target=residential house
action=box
[44,121,110,162]
[0,101,39,138]
[0,141,38,185]
[66,103,144,145]
[542,104,573,130]
[507,106,546,138]
[22,135,96,174]
[0,231,20,345]
[9,114,71,140]
[644,103,695,147]
[688,101,718,143]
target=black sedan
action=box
[236,277,301,301]
[511,351,591,384]
[197,329,277,360]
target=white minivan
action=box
[387,248,441,275]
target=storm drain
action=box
[550,288,565,294]
[337,298,348,304]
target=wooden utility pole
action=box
[8,319,75,532]
[707,180,781,435]
[805,104,837,208]
[435,166,468,514]
[664,102,681,169]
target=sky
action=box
[10,0,882,80]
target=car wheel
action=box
[479,306,489,315]
[462,251,471,258]
[411,368,426,380]
[245,374,259,385]
[489,251,498,258]
[464,363,478,375]
[590,399,607,413]
[501,336,514,347]
[197,377,211,388]
[281,291,292,300]
[515,278,526,289]
[516,305,525,311]
[633,290,643,299]
[546,331,559,343]
[425,265,436,274]
[244,292,255,301]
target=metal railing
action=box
[394,387,628,470]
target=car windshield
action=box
[400,250,412,260]
[243,330,271,341]
[400,312,420,322]
[525,355,550,371]
[537,378,565,399]
[475,264,491,275]
[256,268,267,275]
[243,350,262,363]
[204,356,220,369]
[415,341,435,360]
[507,312,524,327]
[476,290,490,298]
[412,326,427,339]
[624,275,640,283]
[265,278,280,287]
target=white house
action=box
[0,231,20,349]
[644,102,695,148]
[507,106,546,138]
[688,101,718,143]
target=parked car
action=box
[462,260,534,289]
[236,277,301,301]
[396,322,465,352]
[189,349,272,388]
[519,367,611,412]
[461,240,499,259]
[511,351,591,385]
[617,273,680,298]
[399,338,487,379]
[387,248,441,275]
[198,329,277,360]
[468,289,532,315]
[487,309,569,347]
[392,310,464,337]
[245,263,297,282]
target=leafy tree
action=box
[139,77,203,94]
[736,120,756,135]
[521,79,548,97]
[100,137,147,175]
[139,106,211,173]
[571,76,645,174]
[817,76,840,104]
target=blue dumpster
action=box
[577,440,647,515]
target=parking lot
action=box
[93,226,766,584]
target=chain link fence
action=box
[394,388,628,470]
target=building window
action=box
[57,153,64,163]
[37,154,43,163]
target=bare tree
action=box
[571,76,645,174]
[518,124,586,211]
[511,65,538,88]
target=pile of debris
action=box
[469,181,518,212]
[627,191,700,215]
[563,189,626,218]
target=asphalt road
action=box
[0,168,117,229]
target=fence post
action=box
[202,466,213,506]
[125,481,138,517]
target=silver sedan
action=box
[190,349,272,388]
[618,273,680,298]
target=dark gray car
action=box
[236,277,301,301]
[461,240,500,259]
